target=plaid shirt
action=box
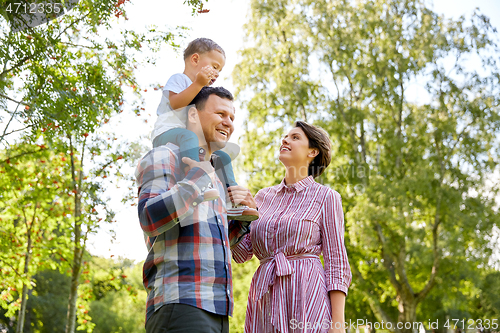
[135,143,250,323]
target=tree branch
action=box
[416,201,441,302]
[0,260,23,278]
[0,56,30,79]
[0,93,30,106]
[394,240,415,300]
[0,148,45,166]
[1,125,35,142]
[375,223,403,296]
[331,67,359,157]
[1,99,22,143]
[56,11,92,41]
[351,264,398,331]
[415,134,444,302]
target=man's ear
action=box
[187,106,199,125]
[308,148,319,159]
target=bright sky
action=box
[86,0,500,262]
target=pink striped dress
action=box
[232,176,352,333]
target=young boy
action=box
[151,38,258,221]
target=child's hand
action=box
[195,65,218,86]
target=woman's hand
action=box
[227,186,256,209]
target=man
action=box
[135,86,257,333]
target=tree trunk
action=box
[64,195,83,333]
[16,213,33,333]
[65,137,84,333]
[16,284,28,333]
[65,250,81,333]
[398,298,419,333]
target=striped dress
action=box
[232,176,352,333]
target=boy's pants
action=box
[145,303,229,333]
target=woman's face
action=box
[279,127,316,167]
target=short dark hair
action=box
[190,86,234,111]
[294,121,332,178]
[183,38,225,60]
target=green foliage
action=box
[0,0,178,147]
[87,257,146,333]
[0,0,208,331]
[234,0,500,328]
[183,0,209,14]
[30,269,71,333]
[0,144,73,318]
[4,257,148,333]
[230,257,259,332]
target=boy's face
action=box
[196,50,226,85]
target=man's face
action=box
[198,94,235,150]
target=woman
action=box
[231,121,351,333]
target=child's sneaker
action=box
[202,188,219,202]
[201,181,219,202]
[227,205,259,221]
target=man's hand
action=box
[194,65,217,87]
[182,157,216,180]
[227,186,256,209]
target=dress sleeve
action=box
[321,190,352,295]
[135,147,211,237]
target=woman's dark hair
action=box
[294,121,332,178]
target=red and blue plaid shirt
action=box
[135,144,250,323]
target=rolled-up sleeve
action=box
[231,233,253,263]
[228,220,251,249]
[321,190,352,295]
[135,147,212,237]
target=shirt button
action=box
[226,289,230,296]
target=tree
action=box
[1,0,209,331]
[0,144,73,333]
[15,257,148,333]
[29,269,72,333]
[233,0,500,331]
[87,257,146,333]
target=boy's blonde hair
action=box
[183,38,225,60]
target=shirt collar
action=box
[277,176,314,193]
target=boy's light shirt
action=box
[151,73,192,141]
[150,73,240,160]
